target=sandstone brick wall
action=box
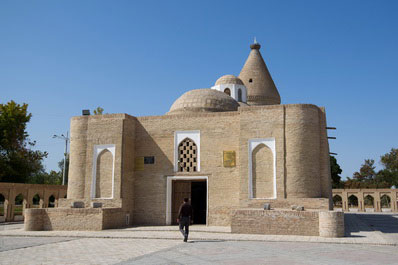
[243,197,330,210]
[134,112,241,226]
[67,114,130,212]
[65,102,331,228]
[319,108,333,205]
[252,144,273,198]
[58,198,122,208]
[231,208,319,236]
[239,105,284,203]
[120,116,136,225]
[95,150,113,198]
[68,117,88,199]
[238,104,331,208]
[24,207,128,231]
[285,104,321,198]
[319,211,344,237]
[102,208,128,229]
[25,208,103,231]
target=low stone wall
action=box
[58,198,122,209]
[24,207,128,231]
[243,198,330,210]
[103,208,129,229]
[231,208,344,237]
[319,211,344,237]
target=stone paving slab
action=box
[1,213,398,265]
[0,225,392,246]
[0,236,75,252]
[0,237,182,265]
[2,236,398,265]
[118,241,398,265]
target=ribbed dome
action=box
[215,75,244,86]
[167,89,239,115]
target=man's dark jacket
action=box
[178,202,193,219]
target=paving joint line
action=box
[0,233,395,246]
[0,237,79,253]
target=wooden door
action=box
[172,180,191,225]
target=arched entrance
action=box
[32,194,40,208]
[333,195,342,209]
[381,194,391,212]
[348,195,358,212]
[364,195,374,212]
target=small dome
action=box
[215,75,244,86]
[168,89,239,115]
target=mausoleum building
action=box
[25,42,344,237]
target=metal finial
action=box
[254,37,257,44]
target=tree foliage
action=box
[330,156,343,188]
[29,170,62,185]
[58,154,69,184]
[93,107,104,115]
[352,159,377,183]
[342,148,398,189]
[380,148,398,187]
[0,101,47,183]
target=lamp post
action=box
[53,132,69,185]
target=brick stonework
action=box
[231,209,319,236]
[24,207,128,231]
[25,104,337,235]
[231,209,344,237]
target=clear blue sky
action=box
[1,0,397,179]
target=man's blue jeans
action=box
[179,216,190,238]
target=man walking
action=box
[177,197,193,242]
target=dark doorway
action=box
[191,181,207,224]
[172,180,207,225]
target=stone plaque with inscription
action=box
[223,151,236,167]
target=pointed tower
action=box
[239,42,281,105]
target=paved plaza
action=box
[0,213,397,265]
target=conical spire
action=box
[239,42,281,105]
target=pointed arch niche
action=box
[91,144,115,199]
[174,131,200,172]
[248,138,276,199]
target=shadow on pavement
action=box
[345,213,398,236]
[188,240,226,243]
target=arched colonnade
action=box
[0,183,67,222]
[332,189,398,212]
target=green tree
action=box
[58,154,69,184]
[330,156,343,188]
[0,101,47,183]
[93,107,104,115]
[352,159,377,184]
[28,155,67,185]
[343,177,361,189]
[29,169,62,185]
[380,148,398,187]
[344,159,391,188]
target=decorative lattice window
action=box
[178,138,197,172]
